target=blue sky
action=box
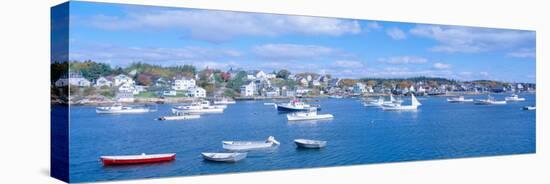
[64,1,536,83]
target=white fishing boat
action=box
[381,94,421,111]
[200,100,227,109]
[294,139,327,149]
[287,109,334,121]
[172,101,224,114]
[447,96,474,103]
[213,97,236,105]
[96,103,153,114]
[201,152,247,162]
[276,99,317,112]
[158,114,200,121]
[222,136,280,151]
[522,106,536,110]
[505,94,526,102]
[474,95,507,105]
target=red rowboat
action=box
[100,153,176,166]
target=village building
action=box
[115,91,134,102]
[114,74,134,86]
[68,72,91,87]
[55,75,69,87]
[154,77,170,87]
[95,77,112,87]
[172,77,196,91]
[353,82,369,94]
[240,82,257,97]
[189,87,206,98]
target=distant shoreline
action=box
[63,91,535,106]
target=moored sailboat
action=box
[364,97,384,107]
[381,94,421,111]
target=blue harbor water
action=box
[68,93,536,182]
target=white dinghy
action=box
[294,139,327,149]
[201,152,247,162]
[381,94,421,111]
[222,136,280,151]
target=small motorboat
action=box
[447,96,474,103]
[522,106,536,110]
[505,94,526,102]
[96,103,153,114]
[222,136,280,151]
[294,139,327,149]
[287,109,333,121]
[201,152,247,162]
[381,94,421,111]
[328,95,344,99]
[100,153,175,166]
[158,114,200,121]
[213,97,236,105]
[474,95,507,105]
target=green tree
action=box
[227,71,247,91]
[276,69,291,79]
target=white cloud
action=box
[433,62,451,69]
[479,71,490,77]
[366,21,383,30]
[409,25,535,53]
[85,9,361,42]
[378,56,428,64]
[386,27,407,40]
[253,44,338,60]
[458,71,472,76]
[333,60,364,68]
[70,42,242,68]
[507,48,536,58]
[359,67,454,78]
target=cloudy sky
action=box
[64,2,536,82]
